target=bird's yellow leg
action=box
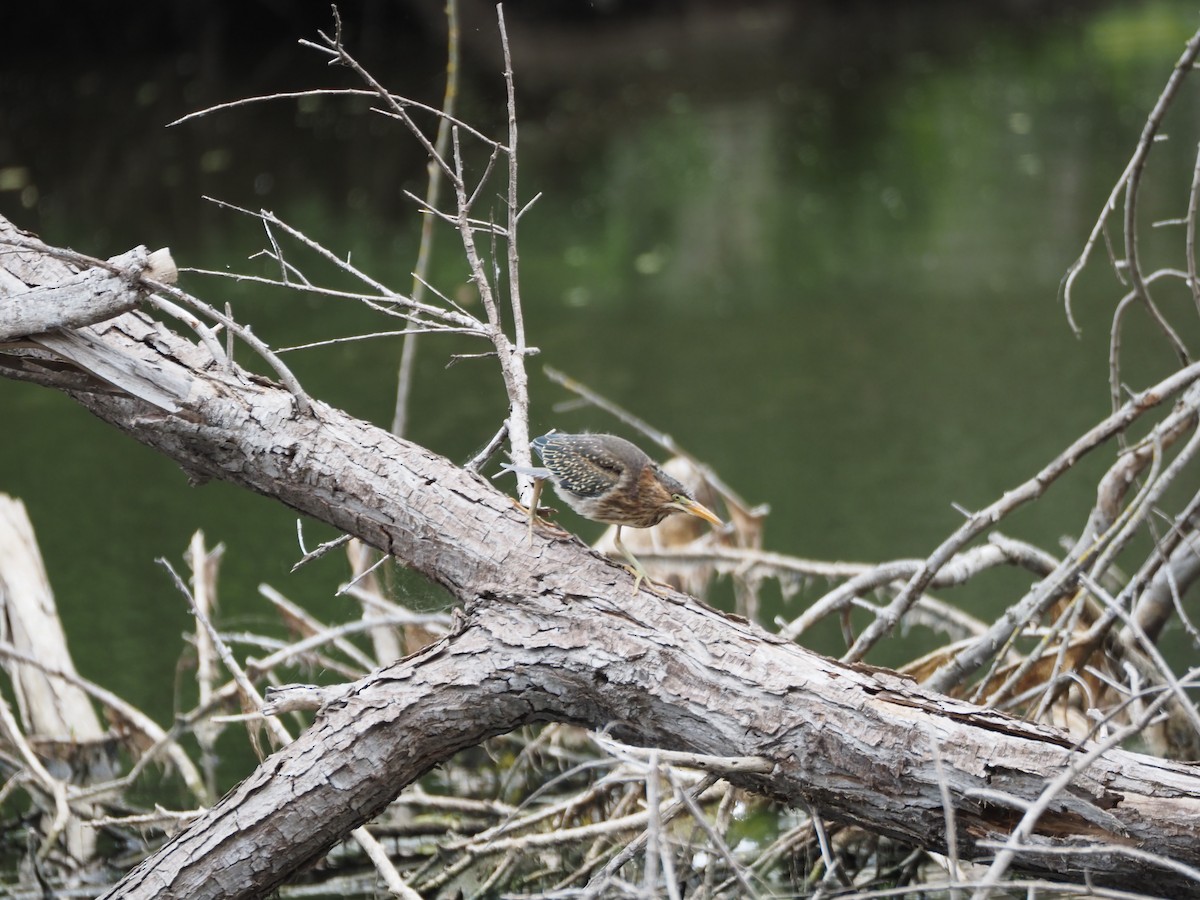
[613,526,666,595]
[526,477,545,544]
[512,478,566,542]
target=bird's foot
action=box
[622,564,671,596]
[508,496,566,543]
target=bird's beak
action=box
[671,497,723,527]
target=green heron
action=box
[507,432,723,591]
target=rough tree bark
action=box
[3,218,1200,898]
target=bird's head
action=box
[662,493,723,527]
[654,469,723,528]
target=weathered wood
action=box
[0,495,112,863]
[3,219,1200,898]
[0,231,186,410]
[0,246,175,340]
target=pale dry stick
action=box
[664,769,758,899]
[466,421,509,473]
[221,611,451,679]
[161,559,419,898]
[497,7,530,373]
[933,531,1120,698]
[1066,674,1198,754]
[997,669,1098,721]
[169,88,501,149]
[402,190,507,235]
[539,782,644,893]
[90,809,202,832]
[222,302,234,360]
[642,750,664,900]
[972,433,1166,707]
[1135,526,1200,642]
[1062,25,1200,332]
[422,804,662,893]
[442,771,616,854]
[845,358,1200,665]
[261,218,292,286]
[218,630,360,680]
[159,558,289,746]
[445,121,536,498]
[926,732,962,900]
[0,690,71,863]
[183,263,476,330]
[258,584,377,672]
[579,774,720,900]
[1107,269,1191,411]
[470,850,518,900]
[334,551,393,598]
[355,826,425,900]
[291,521,352,571]
[151,278,312,414]
[591,734,773,777]
[700,781,740,900]
[1032,419,1200,710]
[0,642,207,803]
[392,0,459,438]
[402,783,516,819]
[186,532,225,801]
[1029,591,1092,723]
[307,9,455,181]
[1080,572,1200,739]
[805,802,848,895]
[142,293,229,369]
[1120,487,1200,633]
[649,545,872,586]
[1119,67,1192,370]
[1081,382,1200,548]
[829,879,1170,900]
[411,269,478,322]
[279,325,480,354]
[194,199,483,329]
[780,543,1040,641]
[340,584,454,632]
[1188,144,1200,315]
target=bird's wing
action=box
[538,436,630,499]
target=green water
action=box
[2,3,1198,737]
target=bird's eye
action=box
[671,494,689,503]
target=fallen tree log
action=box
[3,218,1200,898]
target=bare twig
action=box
[1061,25,1200,332]
[844,358,1200,664]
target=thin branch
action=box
[170,87,502,150]
[1061,25,1200,332]
[844,358,1200,664]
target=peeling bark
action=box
[3,219,1200,898]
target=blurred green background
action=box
[2,1,1199,745]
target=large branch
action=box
[3,220,1200,898]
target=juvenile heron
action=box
[508,432,723,591]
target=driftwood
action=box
[3,219,1200,898]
